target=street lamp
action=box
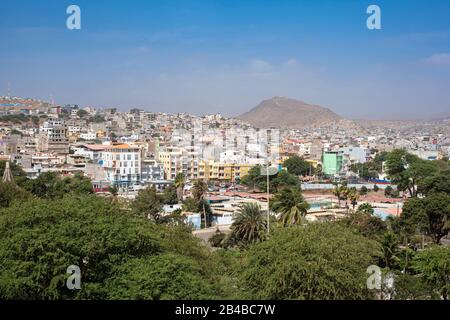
[267,159,270,236]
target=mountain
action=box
[237,96,343,129]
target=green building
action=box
[322,151,343,176]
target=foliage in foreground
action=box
[237,223,381,300]
[0,195,222,300]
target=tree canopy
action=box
[413,245,450,300]
[400,193,450,244]
[385,149,439,197]
[0,161,28,186]
[271,187,309,226]
[283,156,311,176]
[23,172,93,199]
[238,223,380,300]
[0,195,222,299]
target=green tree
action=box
[131,186,163,222]
[191,180,209,227]
[314,163,322,177]
[77,109,89,118]
[240,165,263,191]
[360,186,368,195]
[61,173,94,195]
[350,152,388,180]
[238,223,380,299]
[0,195,222,299]
[358,203,375,215]
[229,203,267,246]
[332,182,349,207]
[348,187,360,211]
[108,185,118,197]
[283,155,310,176]
[384,185,393,197]
[400,194,450,244]
[0,182,32,209]
[271,187,310,226]
[208,229,227,248]
[182,197,199,212]
[162,185,178,205]
[413,246,450,300]
[24,172,93,199]
[350,163,378,180]
[181,197,213,227]
[0,161,28,186]
[103,253,217,299]
[192,180,208,202]
[379,231,400,270]
[418,170,450,196]
[174,173,186,203]
[394,273,437,300]
[340,204,386,240]
[271,170,301,192]
[242,166,300,193]
[385,149,438,197]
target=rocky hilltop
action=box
[238,96,343,129]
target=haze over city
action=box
[1,0,450,307]
[1,0,450,120]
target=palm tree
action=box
[348,187,360,211]
[380,231,400,269]
[271,187,310,226]
[174,173,185,203]
[192,179,209,227]
[332,182,349,208]
[231,203,267,244]
[192,179,208,202]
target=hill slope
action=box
[238,96,343,129]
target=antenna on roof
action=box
[7,82,11,98]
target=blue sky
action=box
[1,0,450,119]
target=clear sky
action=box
[1,0,450,119]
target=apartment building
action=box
[158,147,200,180]
[100,143,141,187]
[41,119,69,154]
[141,159,164,183]
[198,161,252,182]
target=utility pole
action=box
[266,145,270,236]
[267,161,270,235]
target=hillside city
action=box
[0,94,449,300]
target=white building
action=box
[100,143,141,187]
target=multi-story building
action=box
[100,143,141,187]
[322,151,343,177]
[158,147,200,180]
[41,119,69,154]
[141,159,164,183]
[198,161,252,182]
[73,144,106,162]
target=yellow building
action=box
[158,148,199,180]
[159,147,252,182]
[198,161,252,182]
